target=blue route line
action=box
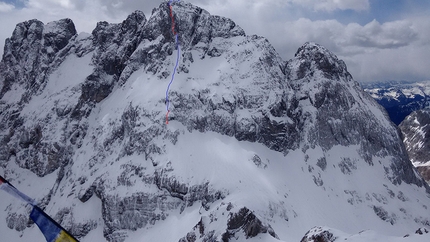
[165,0,180,124]
[165,34,180,112]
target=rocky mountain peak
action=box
[284,42,426,190]
[123,10,146,29]
[4,18,76,60]
[43,18,77,52]
[0,18,77,101]
[288,42,352,84]
[92,10,146,43]
[146,1,245,48]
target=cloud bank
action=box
[0,2,15,12]
[287,0,370,12]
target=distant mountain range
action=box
[362,81,430,125]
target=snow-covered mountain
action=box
[301,226,430,242]
[364,81,430,185]
[399,109,430,184]
[1,1,429,242]
[363,81,430,125]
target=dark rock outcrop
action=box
[221,207,278,241]
[0,18,76,99]
[300,227,336,242]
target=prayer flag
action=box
[30,206,79,242]
[0,175,36,205]
[0,175,78,242]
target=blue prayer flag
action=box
[30,206,78,242]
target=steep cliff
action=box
[399,109,430,184]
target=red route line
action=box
[169,5,177,36]
[166,2,179,124]
[165,110,170,124]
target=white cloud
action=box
[345,44,430,82]
[283,18,418,52]
[0,2,15,12]
[281,16,429,82]
[0,0,132,38]
[23,0,130,20]
[0,0,128,58]
[287,0,369,12]
[349,20,418,48]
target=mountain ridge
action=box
[1,1,429,241]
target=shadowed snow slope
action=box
[0,1,429,242]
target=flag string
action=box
[0,175,79,241]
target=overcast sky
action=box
[0,0,429,83]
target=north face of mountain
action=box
[0,1,430,242]
[286,42,425,187]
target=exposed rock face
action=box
[417,166,430,184]
[0,18,77,177]
[399,109,430,183]
[415,227,429,235]
[1,18,76,98]
[300,227,336,242]
[0,1,430,242]
[178,205,278,242]
[221,207,278,241]
[286,42,426,188]
[399,109,430,165]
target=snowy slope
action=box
[0,1,429,242]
